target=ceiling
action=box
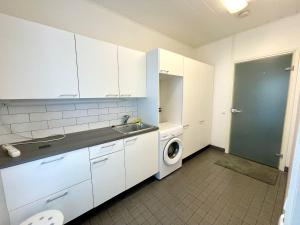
[94,0,300,47]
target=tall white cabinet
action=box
[0,14,79,99]
[182,57,214,158]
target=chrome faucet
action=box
[122,115,130,125]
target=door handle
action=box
[59,94,77,98]
[160,69,169,74]
[231,109,242,113]
[106,94,119,97]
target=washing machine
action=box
[155,122,183,180]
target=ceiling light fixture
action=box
[222,0,248,14]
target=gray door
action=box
[230,54,292,168]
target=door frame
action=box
[226,49,300,170]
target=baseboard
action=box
[209,145,225,152]
[183,145,210,163]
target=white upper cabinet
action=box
[75,35,119,98]
[118,46,146,97]
[159,49,184,76]
[0,14,79,99]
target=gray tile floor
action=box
[70,149,287,225]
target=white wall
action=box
[0,0,195,58]
[196,13,300,169]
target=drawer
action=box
[1,148,91,211]
[9,180,93,225]
[91,150,125,207]
[89,140,124,159]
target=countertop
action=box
[0,125,158,169]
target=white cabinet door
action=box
[9,180,93,225]
[1,148,91,210]
[124,131,158,189]
[0,14,79,99]
[118,46,146,97]
[159,49,183,76]
[91,150,125,207]
[182,57,214,158]
[75,35,119,98]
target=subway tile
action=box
[63,124,89,134]
[11,121,48,133]
[0,114,30,124]
[63,109,87,118]
[0,104,8,115]
[48,118,76,129]
[109,107,121,114]
[87,108,100,116]
[89,121,110,130]
[32,127,64,139]
[30,112,62,122]
[0,125,11,135]
[8,105,46,114]
[75,103,98,110]
[76,116,99,125]
[99,108,109,114]
[46,104,75,112]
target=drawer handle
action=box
[93,158,108,165]
[183,124,190,128]
[46,192,68,203]
[120,94,131,97]
[41,156,64,165]
[125,137,137,143]
[101,143,116,149]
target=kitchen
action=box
[0,1,300,225]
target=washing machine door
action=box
[163,138,183,165]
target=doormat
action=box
[215,154,279,185]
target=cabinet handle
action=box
[93,158,108,165]
[125,137,138,143]
[59,94,77,98]
[101,143,116,149]
[120,94,132,97]
[160,69,169,74]
[199,120,205,124]
[183,124,190,128]
[46,192,68,203]
[41,156,64,165]
[106,94,119,97]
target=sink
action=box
[112,123,153,134]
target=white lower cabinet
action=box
[1,148,91,211]
[91,150,125,207]
[124,131,158,189]
[1,132,158,225]
[9,180,93,225]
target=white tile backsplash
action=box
[0,99,138,144]
[30,112,62,122]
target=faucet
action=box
[122,115,130,125]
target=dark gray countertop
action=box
[0,125,158,169]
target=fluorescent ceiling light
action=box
[222,0,248,14]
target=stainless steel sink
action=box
[112,123,153,134]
